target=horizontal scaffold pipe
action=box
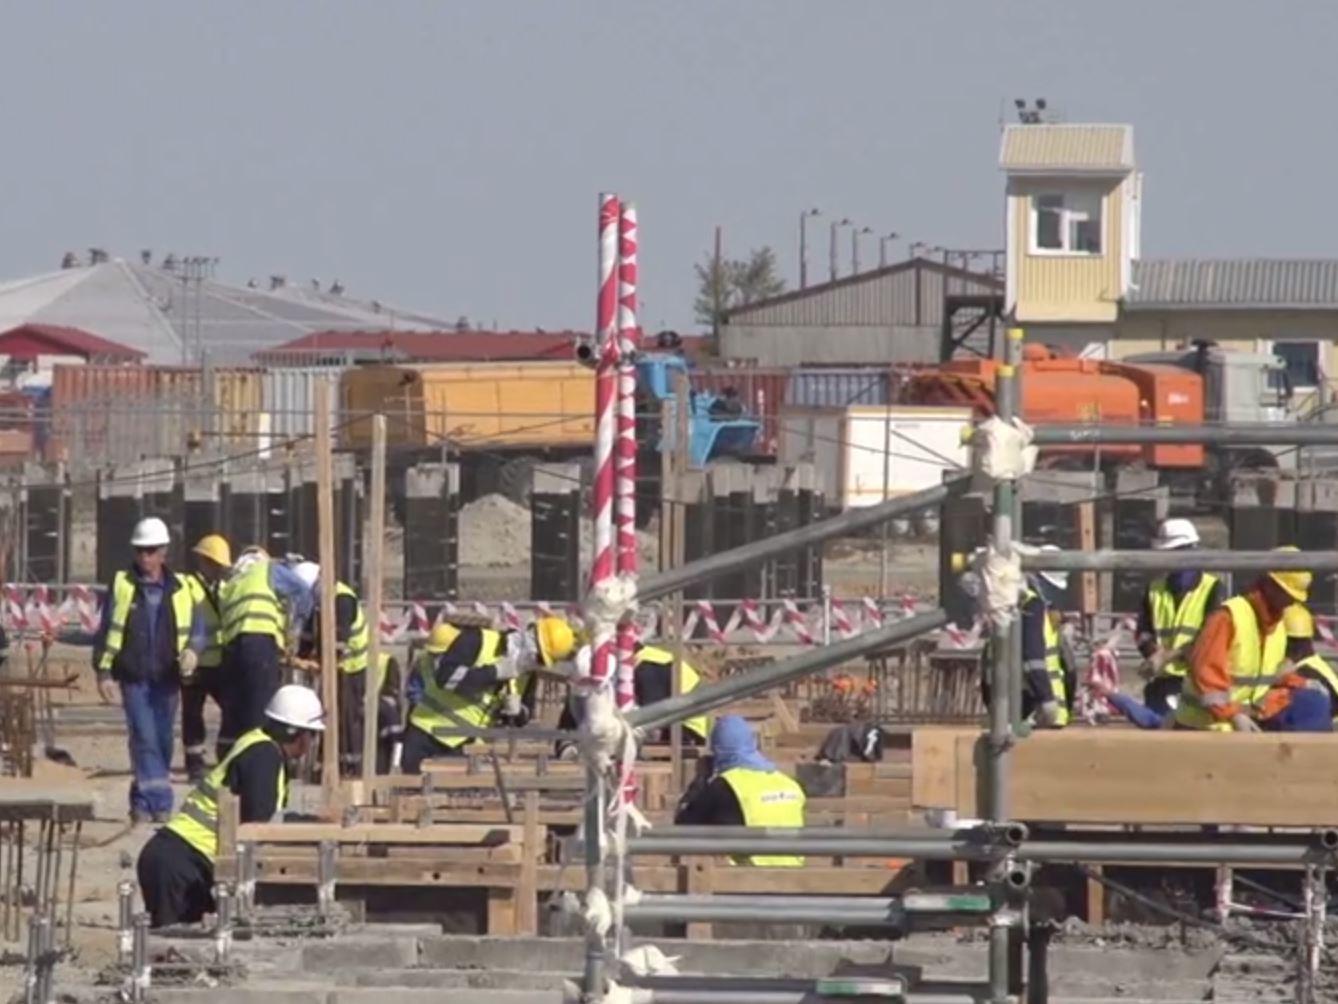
[1019,549,1338,573]
[634,982,994,1004]
[1029,423,1338,447]
[623,610,948,733]
[624,893,906,926]
[638,480,959,604]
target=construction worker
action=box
[401,617,577,774]
[136,684,325,927]
[674,715,806,867]
[1176,547,1311,731]
[1020,545,1073,728]
[1135,519,1222,716]
[290,562,400,776]
[1254,606,1336,732]
[555,642,710,754]
[216,547,313,756]
[180,534,231,781]
[93,518,202,823]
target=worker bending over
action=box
[555,642,710,755]
[136,685,325,927]
[402,617,577,773]
[292,562,400,775]
[94,519,203,824]
[1019,546,1073,728]
[674,715,805,866]
[1135,519,1221,716]
[1253,606,1335,732]
[180,534,231,781]
[1176,548,1311,731]
[217,547,312,756]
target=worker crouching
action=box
[136,685,325,928]
[1254,605,1336,732]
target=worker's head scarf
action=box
[709,715,775,773]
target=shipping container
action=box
[261,366,343,440]
[778,404,972,510]
[784,368,892,409]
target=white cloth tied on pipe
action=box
[978,545,1026,630]
[973,416,1037,481]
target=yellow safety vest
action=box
[719,766,807,868]
[184,573,223,669]
[1024,589,1068,727]
[165,727,287,862]
[409,629,506,749]
[220,560,285,647]
[1176,595,1286,731]
[1147,574,1219,678]
[1295,653,1338,720]
[334,582,369,675]
[98,570,193,673]
[637,646,709,742]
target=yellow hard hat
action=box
[425,622,461,654]
[1284,604,1315,640]
[1269,546,1313,602]
[192,534,232,567]
[535,616,576,666]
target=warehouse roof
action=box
[256,328,711,364]
[999,124,1134,175]
[0,323,145,362]
[1127,259,1338,310]
[0,259,455,365]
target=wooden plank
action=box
[219,855,523,887]
[217,791,238,863]
[1086,867,1105,925]
[235,822,520,844]
[911,727,964,809]
[315,378,339,800]
[487,886,518,935]
[362,413,387,784]
[517,791,540,936]
[686,861,712,940]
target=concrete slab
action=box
[300,937,418,971]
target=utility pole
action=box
[798,208,820,288]
[879,232,900,269]
[829,218,851,282]
[712,225,723,351]
[851,226,872,275]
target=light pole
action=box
[829,218,851,282]
[798,208,820,289]
[879,232,900,268]
[851,226,873,275]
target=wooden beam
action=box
[314,379,339,801]
[362,414,387,784]
[235,822,521,844]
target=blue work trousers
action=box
[122,678,180,815]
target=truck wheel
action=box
[498,457,536,506]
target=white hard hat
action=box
[1153,518,1200,551]
[292,561,320,589]
[1037,544,1069,592]
[130,517,171,549]
[264,684,326,732]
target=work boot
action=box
[185,753,206,784]
[151,811,170,824]
[130,809,152,826]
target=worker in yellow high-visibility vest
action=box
[180,534,231,781]
[136,685,325,927]
[1254,605,1336,731]
[1019,545,1073,729]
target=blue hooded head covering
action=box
[709,715,776,773]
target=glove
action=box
[1231,712,1261,733]
[178,648,199,681]
[1035,700,1062,727]
[502,690,524,719]
[574,645,593,679]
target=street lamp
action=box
[879,232,900,268]
[851,226,873,275]
[798,208,821,289]
[829,217,852,282]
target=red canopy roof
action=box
[0,323,145,362]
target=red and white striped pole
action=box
[590,193,621,688]
[614,202,640,709]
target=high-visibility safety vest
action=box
[719,767,807,868]
[165,728,287,862]
[1176,595,1286,731]
[334,582,369,675]
[637,646,709,741]
[1147,574,1219,678]
[1024,589,1069,727]
[98,570,193,673]
[184,573,223,669]
[409,629,506,749]
[220,560,285,647]
[1295,653,1338,719]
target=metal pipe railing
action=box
[1030,423,1338,446]
[625,894,907,926]
[1020,549,1338,573]
[623,610,947,733]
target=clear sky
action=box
[3,1,1337,332]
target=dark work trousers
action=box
[219,634,282,758]
[1142,674,1184,718]
[137,828,216,927]
[338,660,402,777]
[180,665,222,774]
[400,723,466,775]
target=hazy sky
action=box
[4,2,1338,332]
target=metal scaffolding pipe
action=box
[626,894,907,926]
[637,481,957,603]
[624,610,948,733]
[1030,423,1338,447]
[1020,549,1338,573]
[632,986,987,1004]
[653,824,1026,844]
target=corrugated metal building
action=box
[719,257,1003,366]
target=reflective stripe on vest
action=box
[99,570,193,673]
[185,573,223,669]
[1147,574,1219,678]
[165,728,286,862]
[1176,595,1286,730]
[220,560,284,647]
[718,767,807,868]
[409,629,505,749]
[336,582,369,675]
[637,645,709,741]
[1025,589,1069,727]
